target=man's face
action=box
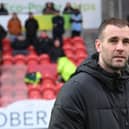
[96,25,129,73]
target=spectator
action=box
[0,24,7,51]
[57,56,77,82]
[50,39,65,63]
[0,3,8,15]
[63,2,74,14]
[70,8,83,37]
[11,35,29,55]
[52,10,65,47]
[24,12,39,49]
[36,31,53,55]
[7,12,22,41]
[42,2,57,14]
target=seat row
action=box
[0,82,64,107]
[2,53,51,65]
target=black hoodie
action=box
[48,52,129,129]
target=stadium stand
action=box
[0,35,88,107]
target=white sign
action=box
[0,99,55,129]
[0,0,102,29]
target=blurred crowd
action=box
[0,2,83,63]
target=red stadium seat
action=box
[63,43,73,49]
[71,36,85,44]
[2,38,12,53]
[0,85,14,96]
[2,54,13,65]
[27,63,39,73]
[27,54,39,65]
[13,54,26,64]
[28,45,36,54]
[41,85,56,100]
[42,89,56,100]
[39,63,58,80]
[39,54,51,64]
[42,73,56,85]
[74,43,86,50]
[28,85,41,99]
[63,37,72,45]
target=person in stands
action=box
[63,2,74,14]
[48,17,129,129]
[70,8,83,37]
[7,12,22,41]
[0,3,8,15]
[42,2,57,14]
[36,31,53,55]
[52,10,65,47]
[24,12,39,49]
[49,38,65,63]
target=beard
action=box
[104,58,127,72]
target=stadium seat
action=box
[2,54,13,65]
[1,64,13,74]
[41,85,56,100]
[71,36,85,44]
[13,64,27,77]
[2,38,11,45]
[40,63,58,80]
[66,53,76,64]
[74,43,86,50]
[42,89,56,100]
[2,38,12,52]
[64,48,73,56]
[63,37,72,45]
[63,44,73,53]
[28,45,36,54]
[75,49,87,57]
[42,73,56,85]
[28,85,41,99]
[13,54,26,64]
[39,54,51,64]
[0,85,14,96]
[13,85,28,99]
[1,73,13,85]
[27,63,39,73]
[27,53,39,65]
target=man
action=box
[70,8,83,37]
[48,17,129,129]
[52,10,65,47]
[25,12,39,49]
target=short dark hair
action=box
[98,17,129,40]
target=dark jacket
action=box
[48,52,129,129]
[25,18,39,37]
[52,15,65,35]
[0,25,7,40]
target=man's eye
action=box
[109,38,118,43]
[123,39,129,44]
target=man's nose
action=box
[116,42,124,50]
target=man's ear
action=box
[95,39,101,52]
